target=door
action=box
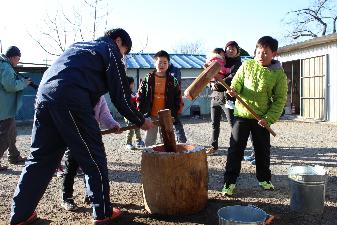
[300,55,327,121]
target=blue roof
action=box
[125,53,206,69]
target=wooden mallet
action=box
[158,109,177,152]
[184,61,221,100]
[184,61,277,137]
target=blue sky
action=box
[1,0,311,64]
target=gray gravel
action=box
[0,116,337,225]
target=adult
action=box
[10,28,154,225]
[0,46,31,170]
[206,41,242,155]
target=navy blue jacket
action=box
[36,36,144,126]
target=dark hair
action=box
[154,50,170,62]
[256,36,278,52]
[5,46,21,58]
[126,76,134,85]
[104,28,132,54]
[212,48,225,55]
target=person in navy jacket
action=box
[10,28,154,225]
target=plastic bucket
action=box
[288,165,328,214]
[217,205,273,225]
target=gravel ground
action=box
[0,116,337,225]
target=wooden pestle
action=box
[158,109,177,152]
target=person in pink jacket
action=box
[205,48,231,79]
[60,95,121,211]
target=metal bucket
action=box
[288,165,328,214]
[217,205,273,225]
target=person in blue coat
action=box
[0,46,31,170]
[10,28,154,225]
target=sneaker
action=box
[93,207,122,225]
[9,155,26,165]
[225,100,235,109]
[221,183,236,196]
[135,140,145,148]
[125,144,136,150]
[206,147,218,155]
[14,211,38,225]
[251,159,256,165]
[244,155,255,161]
[61,199,78,211]
[259,181,274,190]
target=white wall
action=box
[278,43,337,122]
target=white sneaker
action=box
[225,100,234,109]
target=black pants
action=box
[224,117,271,184]
[10,105,112,224]
[62,150,85,200]
[210,97,234,149]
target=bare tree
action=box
[28,0,111,57]
[173,41,204,54]
[283,0,337,40]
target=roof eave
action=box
[278,33,337,54]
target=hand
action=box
[25,78,33,85]
[258,119,268,128]
[226,88,237,97]
[112,124,122,134]
[140,118,155,130]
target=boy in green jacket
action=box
[222,36,287,196]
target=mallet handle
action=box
[100,118,175,135]
[217,79,277,137]
[100,120,160,135]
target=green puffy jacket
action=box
[231,59,287,125]
[0,54,28,120]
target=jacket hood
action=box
[0,53,10,62]
[268,59,282,70]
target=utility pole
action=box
[0,40,2,53]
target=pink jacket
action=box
[94,96,120,129]
[206,53,231,78]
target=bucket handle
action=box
[248,205,274,224]
[265,214,274,224]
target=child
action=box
[125,76,145,149]
[221,36,287,196]
[137,50,182,147]
[61,95,121,211]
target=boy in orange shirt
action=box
[137,50,182,146]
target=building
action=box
[277,34,337,122]
[15,54,209,121]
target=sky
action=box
[0,0,312,64]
